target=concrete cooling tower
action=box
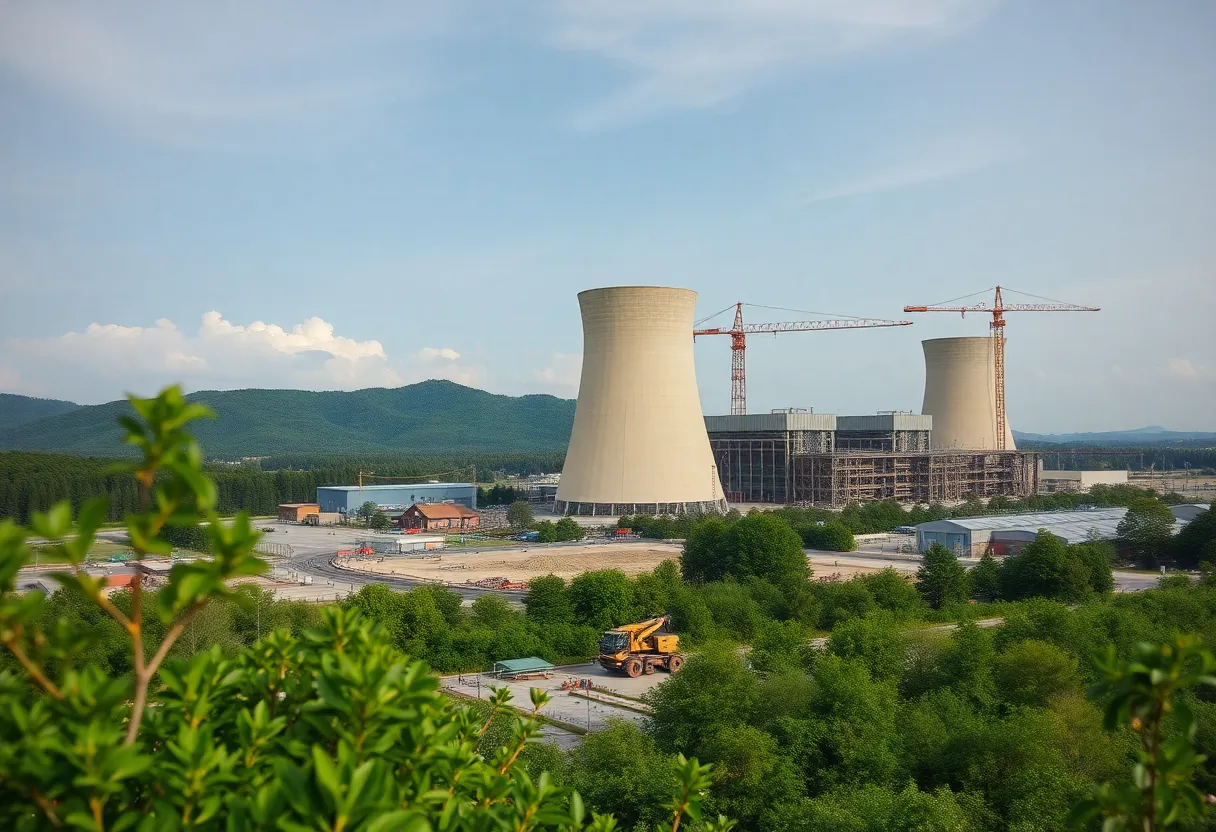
[921,337,1016,450]
[555,286,728,517]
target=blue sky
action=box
[1,0,1213,431]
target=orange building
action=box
[399,503,480,532]
[277,503,320,523]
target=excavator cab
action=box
[597,616,684,678]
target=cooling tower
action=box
[921,337,1016,451]
[555,286,728,516]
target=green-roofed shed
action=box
[492,657,555,678]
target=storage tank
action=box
[920,337,1016,450]
[556,286,728,516]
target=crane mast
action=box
[693,302,914,416]
[903,285,1099,450]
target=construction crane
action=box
[693,302,914,416]
[904,286,1100,451]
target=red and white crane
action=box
[904,286,1100,450]
[693,302,914,416]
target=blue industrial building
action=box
[316,483,477,515]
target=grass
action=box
[446,535,518,547]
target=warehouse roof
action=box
[917,508,1132,544]
[317,483,472,492]
[408,503,479,519]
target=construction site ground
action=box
[338,540,686,585]
[441,661,665,747]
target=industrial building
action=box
[316,483,477,515]
[556,286,728,516]
[277,503,319,523]
[1037,467,1129,493]
[399,503,480,532]
[706,411,1037,507]
[914,506,1192,556]
[921,337,1016,450]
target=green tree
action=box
[969,552,1000,601]
[997,531,1092,603]
[568,570,634,631]
[1117,498,1177,569]
[646,646,759,753]
[682,517,731,583]
[993,639,1080,707]
[369,510,391,531]
[567,722,679,831]
[524,574,574,625]
[916,543,971,609]
[1173,504,1216,569]
[357,499,379,523]
[507,500,535,530]
[536,520,558,542]
[553,517,584,542]
[827,611,907,682]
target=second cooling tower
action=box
[555,286,728,516]
[921,337,1016,450]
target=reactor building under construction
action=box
[555,286,729,517]
[556,285,1039,513]
[705,336,1039,507]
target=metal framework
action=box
[694,303,913,416]
[790,451,1039,507]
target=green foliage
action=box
[1071,635,1216,830]
[1117,497,1178,570]
[916,544,970,610]
[525,575,575,625]
[993,639,1081,707]
[0,385,730,831]
[508,500,535,530]
[568,570,634,632]
[1174,504,1216,569]
[798,520,857,552]
[553,517,584,542]
[969,553,999,601]
[681,513,807,587]
[0,392,80,430]
[996,531,1095,603]
[368,510,392,531]
[826,612,907,682]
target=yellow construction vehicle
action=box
[598,615,684,677]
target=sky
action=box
[1,0,1214,432]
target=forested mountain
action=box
[0,381,576,458]
[0,393,79,430]
[1016,426,1216,445]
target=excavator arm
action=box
[621,616,668,648]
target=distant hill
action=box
[0,393,80,431]
[0,381,576,458]
[1015,427,1216,446]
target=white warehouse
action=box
[914,507,1182,557]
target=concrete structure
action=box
[914,507,1188,556]
[1038,467,1130,493]
[556,286,727,516]
[921,337,1016,450]
[399,502,480,531]
[706,411,1035,506]
[316,483,477,515]
[277,503,319,523]
[393,534,446,553]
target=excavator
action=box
[598,616,684,677]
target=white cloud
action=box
[1164,357,1211,380]
[803,140,1016,204]
[548,0,995,127]
[5,312,409,403]
[533,353,582,397]
[417,347,461,361]
[0,1,450,147]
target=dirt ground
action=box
[341,541,684,585]
[335,539,903,587]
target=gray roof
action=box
[318,483,473,492]
[492,657,555,674]
[916,507,1195,544]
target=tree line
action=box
[0,450,563,524]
